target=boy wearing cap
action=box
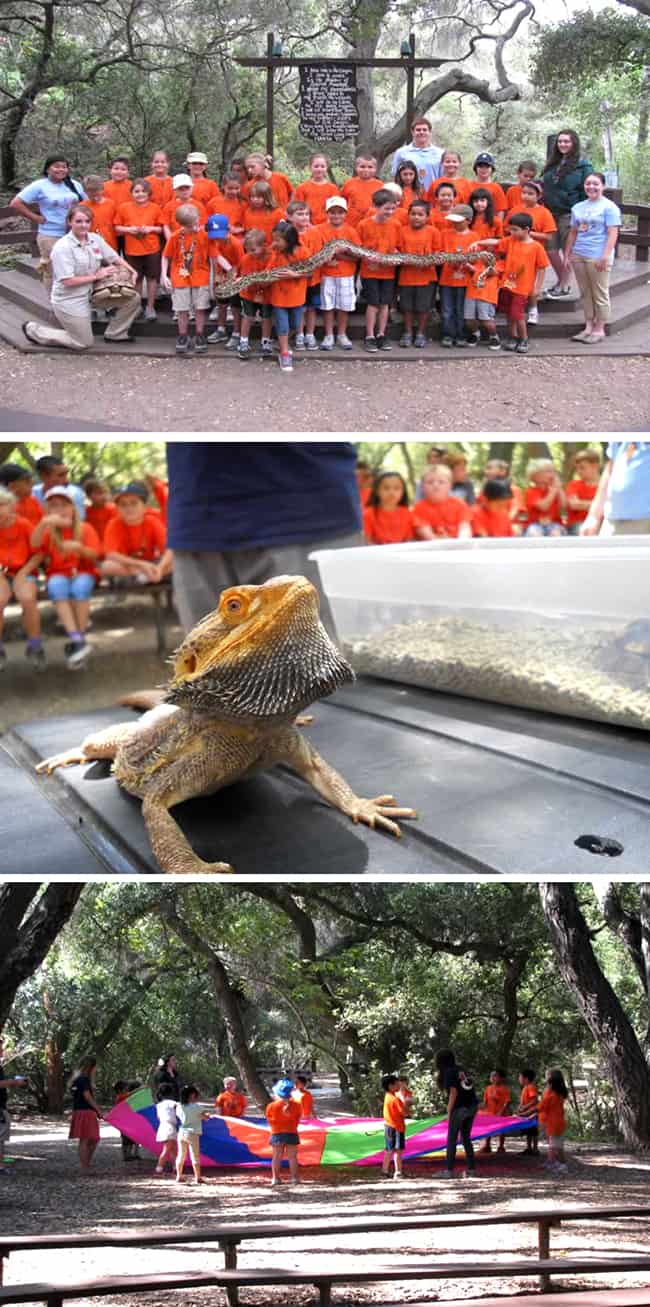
[185,153,219,206]
[315,195,359,350]
[472,154,507,221]
[162,177,208,240]
[206,214,244,347]
[438,205,475,347]
[101,484,172,583]
[161,204,211,355]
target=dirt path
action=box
[1,345,648,432]
[3,1114,650,1306]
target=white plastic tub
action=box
[311,537,650,730]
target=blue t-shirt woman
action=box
[11,156,87,237]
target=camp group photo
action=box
[0,0,648,428]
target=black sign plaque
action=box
[299,64,359,141]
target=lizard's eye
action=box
[221,590,248,624]
[226,598,242,613]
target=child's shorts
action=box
[0,571,36,595]
[499,289,527,322]
[270,1131,299,1146]
[320,275,356,312]
[361,277,394,307]
[126,251,161,280]
[178,1129,201,1162]
[171,284,211,312]
[272,304,305,336]
[398,283,433,314]
[464,296,496,321]
[241,297,269,318]
[216,292,241,310]
[384,1126,405,1152]
[306,284,322,309]
[47,572,96,602]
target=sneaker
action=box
[278,351,293,372]
[487,334,501,350]
[364,336,378,352]
[337,334,353,350]
[414,333,427,348]
[393,1172,404,1180]
[0,647,6,671]
[172,311,178,323]
[207,326,228,345]
[376,335,392,350]
[441,335,453,347]
[194,333,208,355]
[25,644,46,668]
[261,338,274,357]
[439,1170,455,1179]
[466,331,481,347]
[320,334,334,351]
[454,338,468,348]
[176,334,191,355]
[515,339,529,354]
[65,640,91,668]
[546,284,570,298]
[305,333,318,351]
[502,338,518,351]
[527,305,539,324]
[294,333,306,351]
[399,333,413,348]
[271,1178,280,1187]
[238,339,250,360]
[225,332,240,351]
[144,306,157,322]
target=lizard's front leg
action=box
[35,723,137,775]
[141,795,233,875]
[266,729,417,837]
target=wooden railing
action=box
[605,188,649,262]
[0,204,39,255]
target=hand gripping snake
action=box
[213,238,495,298]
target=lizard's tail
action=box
[118,689,166,712]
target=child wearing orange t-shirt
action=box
[292,1076,316,1119]
[206,217,243,349]
[84,479,117,542]
[505,182,556,326]
[161,204,211,355]
[524,458,567,537]
[285,199,326,351]
[312,197,359,350]
[364,472,415,545]
[438,206,475,346]
[0,463,43,528]
[518,1068,539,1156]
[30,487,101,667]
[102,483,172,583]
[471,479,515,536]
[214,1077,247,1117]
[397,201,437,347]
[411,465,472,539]
[237,229,274,359]
[103,157,132,209]
[242,153,293,207]
[358,190,401,351]
[185,152,220,206]
[505,161,539,213]
[208,174,245,236]
[267,221,308,373]
[162,177,208,240]
[538,1069,568,1173]
[565,448,601,533]
[82,176,117,250]
[145,150,174,210]
[115,178,164,320]
[0,486,44,669]
[471,154,507,218]
[382,1074,406,1178]
[242,181,285,239]
[475,212,550,352]
[426,150,472,207]
[294,153,340,225]
[480,1070,512,1155]
[341,155,380,228]
[265,1078,302,1186]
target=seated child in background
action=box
[480,459,525,526]
[145,150,173,209]
[438,205,475,348]
[317,195,359,351]
[266,219,309,373]
[0,462,43,526]
[292,1075,316,1119]
[480,1069,512,1154]
[472,478,515,537]
[426,150,471,206]
[381,1073,405,1179]
[285,199,324,351]
[155,1082,179,1174]
[114,178,164,322]
[505,160,539,212]
[356,460,375,508]
[358,189,402,352]
[294,153,340,225]
[101,482,172,583]
[565,448,601,534]
[446,452,475,504]
[471,153,507,220]
[411,465,473,539]
[214,1076,247,1117]
[0,486,44,669]
[210,173,245,236]
[82,175,117,250]
[537,1068,569,1174]
[30,486,101,668]
[206,216,243,349]
[341,154,380,228]
[237,228,274,359]
[397,200,437,348]
[161,203,211,356]
[83,479,117,542]
[162,175,208,240]
[104,156,132,208]
[363,471,415,545]
[524,458,567,536]
[518,1067,540,1156]
[113,1080,140,1160]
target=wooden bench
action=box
[2,1206,648,1305]
[25,576,176,655]
[2,1254,650,1307]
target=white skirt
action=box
[156,1123,178,1142]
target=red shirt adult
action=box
[103,513,166,561]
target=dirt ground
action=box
[1,345,649,432]
[3,1111,650,1307]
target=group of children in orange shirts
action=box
[360,447,602,545]
[75,147,555,368]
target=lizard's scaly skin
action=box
[36,576,416,873]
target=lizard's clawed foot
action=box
[170,860,234,876]
[348,794,417,838]
[36,749,87,775]
[294,714,314,727]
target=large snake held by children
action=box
[214,238,495,298]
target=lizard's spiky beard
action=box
[166,575,355,722]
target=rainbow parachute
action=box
[107,1088,536,1168]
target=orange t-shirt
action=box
[471,179,507,212]
[506,203,556,239]
[505,183,528,210]
[483,1083,511,1114]
[14,494,43,527]
[538,1088,566,1137]
[265,1098,302,1133]
[115,200,164,255]
[242,172,293,207]
[0,514,36,573]
[266,249,308,307]
[208,233,243,271]
[86,502,117,541]
[162,197,208,234]
[357,216,401,280]
[162,228,210,288]
[40,523,101,578]
[465,257,500,306]
[411,497,471,537]
[149,478,168,523]
[520,1083,539,1111]
[238,251,271,305]
[396,185,420,221]
[187,177,219,206]
[85,197,117,250]
[103,513,166,560]
[525,485,564,526]
[292,1089,314,1118]
[341,176,381,227]
[471,505,514,537]
[208,194,245,234]
[363,505,415,544]
[470,215,503,242]
[242,205,285,238]
[215,1090,247,1117]
[426,176,472,206]
[496,236,550,297]
[438,227,475,287]
[397,223,438,285]
[565,478,598,527]
[145,175,174,209]
[104,178,132,207]
[383,1091,406,1131]
[294,180,340,225]
[317,221,359,278]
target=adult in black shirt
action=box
[153,1053,180,1101]
[435,1047,479,1178]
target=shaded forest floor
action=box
[3,1114,650,1306]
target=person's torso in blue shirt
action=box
[606,442,650,521]
[16,178,87,236]
[571,197,621,262]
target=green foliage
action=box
[531,9,650,95]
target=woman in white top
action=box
[565,173,621,344]
[22,205,139,351]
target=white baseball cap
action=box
[172,173,193,189]
[325,195,347,211]
[44,486,75,503]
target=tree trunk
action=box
[637,65,650,147]
[45,1035,65,1114]
[539,883,650,1148]
[0,885,84,1032]
[496,954,526,1072]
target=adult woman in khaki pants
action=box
[22,206,140,350]
[565,173,621,344]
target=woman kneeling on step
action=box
[23,205,140,351]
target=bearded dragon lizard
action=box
[36,575,416,873]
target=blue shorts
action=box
[306,284,321,309]
[270,1131,299,1146]
[47,572,96,601]
[272,304,305,336]
[384,1126,405,1152]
